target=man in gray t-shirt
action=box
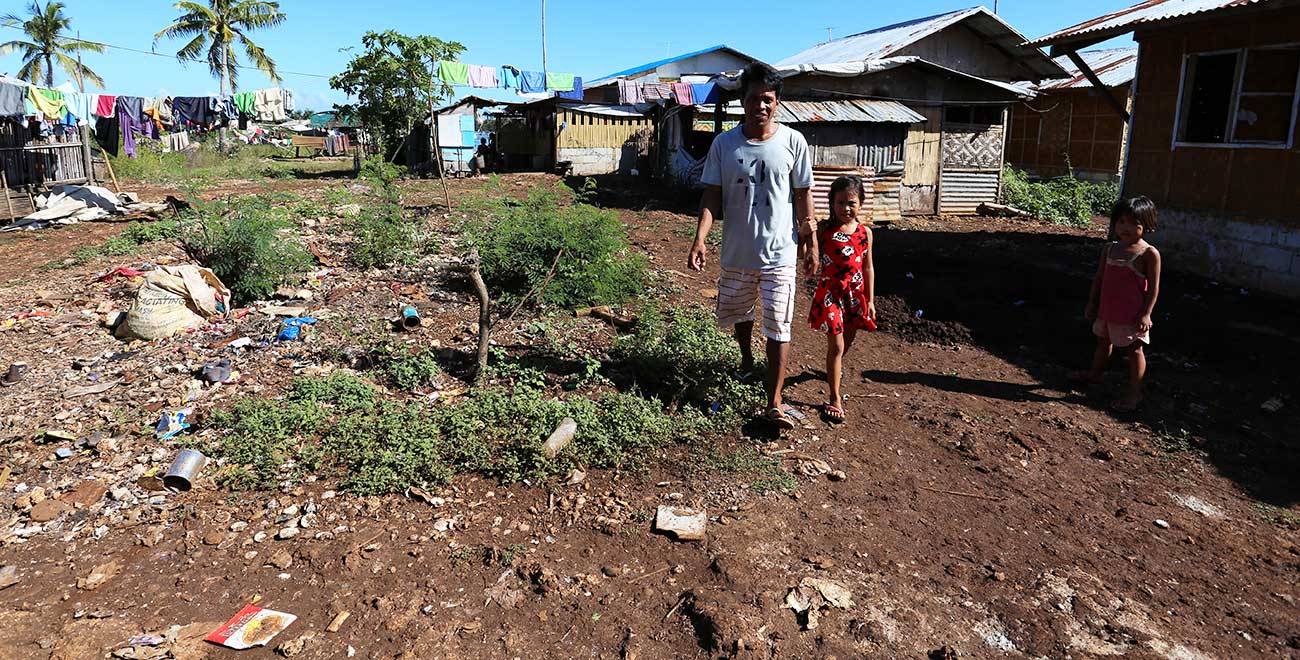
[687,62,816,430]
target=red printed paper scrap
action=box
[205,604,297,649]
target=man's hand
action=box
[688,241,707,272]
[1135,313,1153,333]
[1084,303,1098,321]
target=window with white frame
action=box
[1176,45,1300,146]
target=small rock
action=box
[0,565,18,590]
[268,549,294,570]
[243,550,258,560]
[77,561,120,590]
[601,566,623,577]
[828,470,847,482]
[654,506,706,542]
[253,531,269,543]
[230,521,248,532]
[202,529,225,545]
[110,487,132,502]
[29,499,71,523]
[54,447,74,460]
[1154,519,1170,529]
[63,480,109,508]
[277,527,300,540]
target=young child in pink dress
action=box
[1074,196,1162,412]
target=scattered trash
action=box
[915,309,924,318]
[116,265,232,340]
[542,417,578,460]
[400,305,421,330]
[200,358,233,383]
[96,266,145,282]
[54,447,74,460]
[43,429,76,443]
[1260,397,1283,413]
[1,362,28,387]
[783,577,855,629]
[163,449,206,492]
[1169,493,1225,519]
[65,380,121,398]
[654,505,706,541]
[155,409,193,440]
[565,468,586,485]
[406,486,445,507]
[277,317,317,341]
[205,604,297,650]
[125,634,166,647]
[262,305,309,317]
[1154,519,1170,529]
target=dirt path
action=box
[0,175,1295,659]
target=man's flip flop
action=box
[764,407,795,430]
[821,404,846,423]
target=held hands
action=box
[687,241,707,272]
[800,249,819,278]
[1136,314,1153,333]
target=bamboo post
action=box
[101,150,121,193]
[1,171,14,220]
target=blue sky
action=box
[1,0,1137,111]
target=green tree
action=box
[329,30,464,159]
[0,1,105,89]
[153,0,285,97]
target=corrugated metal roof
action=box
[1027,0,1277,49]
[776,7,1066,80]
[586,45,757,88]
[776,99,926,124]
[1037,48,1139,90]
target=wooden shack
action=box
[1,118,93,220]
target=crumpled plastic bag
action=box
[116,265,231,340]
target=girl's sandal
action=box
[764,407,796,431]
[821,403,846,424]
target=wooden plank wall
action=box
[0,118,91,188]
[555,109,651,150]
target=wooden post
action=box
[428,59,452,209]
[101,150,121,193]
[1,171,14,220]
[466,248,492,385]
[1066,51,1130,122]
[79,124,94,185]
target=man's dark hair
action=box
[740,62,783,100]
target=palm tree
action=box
[154,0,286,97]
[0,1,106,90]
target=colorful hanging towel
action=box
[671,83,694,105]
[233,91,256,115]
[691,83,717,105]
[437,61,470,85]
[642,83,671,102]
[0,82,25,116]
[63,91,95,123]
[26,87,65,118]
[95,94,117,118]
[617,80,643,104]
[556,77,584,100]
[520,71,546,94]
[545,72,575,92]
[467,64,498,88]
[500,66,521,91]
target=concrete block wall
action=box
[1158,208,1300,297]
[558,147,630,176]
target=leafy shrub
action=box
[1000,166,1118,227]
[120,218,180,244]
[208,397,328,490]
[350,157,419,268]
[326,401,450,495]
[377,346,442,391]
[179,194,314,303]
[44,218,180,270]
[611,304,758,406]
[460,180,646,307]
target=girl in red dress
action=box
[808,176,876,423]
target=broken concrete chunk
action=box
[654,505,706,541]
[77,560,120,590]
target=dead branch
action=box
[919,485,1003,502]
[505,248,564,325]
[465,248,492,385]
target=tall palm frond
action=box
[154,0,286,94]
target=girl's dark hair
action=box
[740,62,783,100]
[828,176,866,221]
[1111,196,1158,232]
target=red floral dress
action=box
[808,222,873,335]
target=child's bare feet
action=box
[1067,370,1104,385]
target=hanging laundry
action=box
[545,72,575,92]
[55,83,94,124]
[172,96,213,127]
[253,88,285,121]
[116,96,145,158]
[500,66,521,91]
[94,115,119,156]
[26,87,66,118]
[0,82,28,116]
[467,64,498,88]
[671,83,694,106]
[281,88,294,114]
[556,77,584,101]
[690,82,717,105]
[437,61,470,85]
[143,107,164,135]
[617,80,643,104]
[642,82,672,102]
[95,94,116,118]
[519,71,546,94]
[233,91,255,116]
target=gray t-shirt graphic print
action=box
[701,123,813,270]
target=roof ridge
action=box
[836,7,979,43]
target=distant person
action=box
[471,138,490,176]
[1072,196,1162,412]
[808,176,876,423]
[687,61,815,430]
[488,132,502,171]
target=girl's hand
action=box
[1084,303,1098,320]
[866,299,877,321]
[1136,314,1153,333]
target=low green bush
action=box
[610,304,759,407]
[1000,165,1118,227]
[44,218,179,270]
[459,179,646,307]
[179,194,314,303]
[377,345,442,391]
[349,156,420,268]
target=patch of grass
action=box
[377,345,442,391]
[109,140,293,185]
[1252,502,1300,529]
[1151,422,1198,454]
[690,443,796,494]
[1000,165,1118,227]
[179,193,314,303]
[44,218,180,270]
[672,222,722,247]
[350,157,420,268]
[459,178,646,308]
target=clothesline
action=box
[435,61,584,99]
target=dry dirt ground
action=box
[0,172,1296,660]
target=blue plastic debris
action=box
[155,409,192,440]
[276,317,317,341]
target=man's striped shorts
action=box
[715,265,797,342]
